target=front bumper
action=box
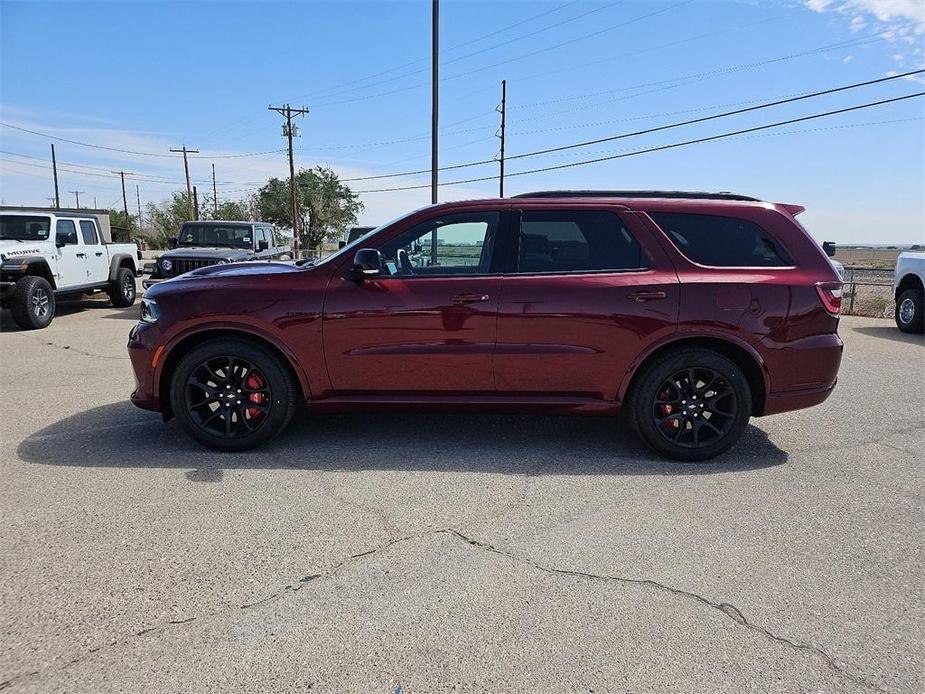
[0,280,16,300]
[127,321,162,412]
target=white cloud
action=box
[806,0,835,11]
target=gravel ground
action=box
[0,291,922,693]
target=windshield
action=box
[312,207,427,267]
[178,224,253,248]
[1,215,51,241]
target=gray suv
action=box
[144,221,290,288]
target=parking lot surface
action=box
[1,292,922,693]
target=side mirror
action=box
[338,240,347,249]
[351,248,382,280]
[55,234,66,248]
[822,241,836,258]
[167,237,179,249]
[257,239,269,252]
[56,231,76,247]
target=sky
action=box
[1,0,923,245]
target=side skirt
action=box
[303,394,620,417]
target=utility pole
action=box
[268,104,309,256]
[212,163,218,215]
[497,79,506,198]
[431,0,439,205]
[69,190,85,208]
[93,197,98,208]
[136,185,143,231]
[112,170,132,224]
[169,145,199,219]
[50,144,60,208]
[192,186,200,220]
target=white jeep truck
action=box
[894,251,925,334]
[1,210,141,330]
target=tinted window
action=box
[178,224,253,248]
[379,212,500,277]
[1,215,50,241]
[56,219,78,246]
[79,220,99,245]
[649,212,792,267]
[516,210,645,274]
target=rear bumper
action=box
[759,332,843,415]
[762,381,837,416]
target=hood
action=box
[185,260,301,279]
[0,239,53,260]
[162,246,251,260]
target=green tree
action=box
[256,166,363,251]
[199,192,259,222]
[107,209,137,241]
[144,191,193,248]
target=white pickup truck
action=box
[1,210,141,330]
[894,251,925,334]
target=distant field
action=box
[833,248,904,269]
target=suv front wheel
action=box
[170,338,298,451]
[630,348,752,462]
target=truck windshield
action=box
[1,215,51,241]
[178,224,252,248]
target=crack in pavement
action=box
[0,529,889,693]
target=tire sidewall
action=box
[170,338,296,451]
[632,349,752,462]
[12,276,55,330]
[109,267,136,308]
[895,289,924,334]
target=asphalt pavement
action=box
[0,291,922,693]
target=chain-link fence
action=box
[841,266,895,318]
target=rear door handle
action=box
[95,251,103,256]
[452,293,490,304]
[628,290,667,302]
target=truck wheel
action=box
[108,267,137,308]
[895,288,924,334]
[629,348,752,462]
[10,276,55,330]
[170,338,298,452]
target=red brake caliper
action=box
[246,372,265,419]
[658,388,676,425]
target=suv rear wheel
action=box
[630,348,752,462]
[170,338,298,451]
[10,275,55,330]
[895,287,924,334]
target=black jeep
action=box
[144,221,291,288]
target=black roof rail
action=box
[511,190,762,202]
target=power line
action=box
[353,92,924,193]
[341,70,923,182]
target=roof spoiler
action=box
[779,203,805,216]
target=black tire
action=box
[629,348,752,462]
[108,267,137,308]
[10,276,55,330]
[170,338,298,452]
[895,288,924,334]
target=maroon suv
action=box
[128,191,843,461]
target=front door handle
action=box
[452,293,490,304]
[628,290,667,302]
[75,252,86,258]
[95,251,103,256]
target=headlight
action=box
[160,258,173,272]
[140,297,160,324]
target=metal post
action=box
[192,185,199,220]
[136,185,142,231]
[431,0,439,205]
[212,163,218,215]
[51,144,60,208]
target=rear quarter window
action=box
[649,212,792,267]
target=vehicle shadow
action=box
[17,401,788,479]
[850,325,924,345]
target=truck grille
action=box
[165,258,219,277]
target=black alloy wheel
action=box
[651,367,736,449]
[170,338,298,451]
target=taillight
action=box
[815,281,843,316]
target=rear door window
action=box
[515,210,646,274]
[79,220,99,245]
[649,212,792,267]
